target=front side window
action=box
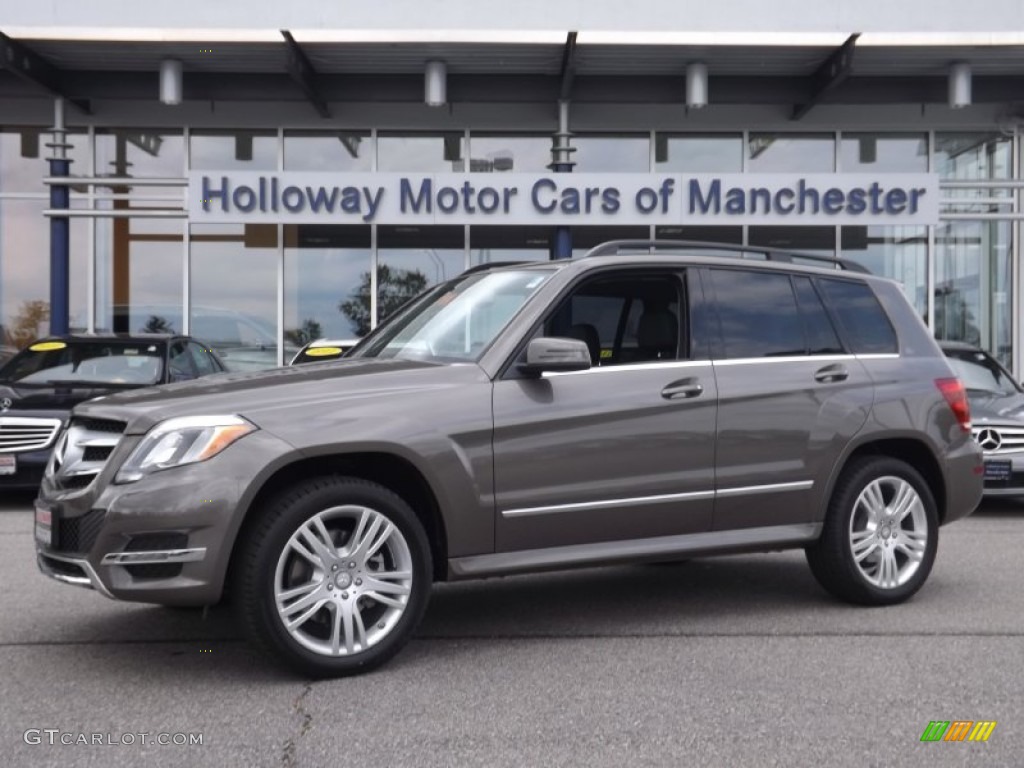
[709,270,805,359]
[543,274,685,365]
[0,341,164,386]
[352,269,555,363]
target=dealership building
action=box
[1,1,1022,369]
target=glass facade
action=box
[0,127,1020,371]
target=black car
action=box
[0,334,226,489]
[940,341,1024,496]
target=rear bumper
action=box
[943,436,985,524]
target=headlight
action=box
[114,415,256,484]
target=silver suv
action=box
[34,241,983,677]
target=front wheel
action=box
[236,476,432,677]
[806,457,938,606]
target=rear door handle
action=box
[661,377,704,399]
[814,364,849,383]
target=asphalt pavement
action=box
[1,489,1022,767]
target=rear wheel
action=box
[236,476,432,677]
[806,457,938,606]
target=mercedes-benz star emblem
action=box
[0,398,11,412]
[977,428,1003,452]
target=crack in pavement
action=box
[281,682,314,768]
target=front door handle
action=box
[662,377,704,399]
[814,364,849,383]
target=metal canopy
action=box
[1,32,1022,108]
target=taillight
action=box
[936,378,971,432]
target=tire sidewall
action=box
[831,458,939,604]
[249,477,432,676]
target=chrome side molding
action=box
[100,548,207,566]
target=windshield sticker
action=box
[29,341,67,352]
[123,348,139,355]
[306,347,343,357]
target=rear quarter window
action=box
[817,278,898,354]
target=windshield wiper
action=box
[30,379,147,388]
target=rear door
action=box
[491,268,718,552]
[705,267,875,530]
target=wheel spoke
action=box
[851,530,879,563]
[889,482,917,522]
[879,549,899,588]
[277,580,321,604]
[298,517,336,564]
[284,596,327,631]
[364,570,412,596]
[896,529,927,561]
[861,482,886,521]
[352,513,388,559]
[288,537,322,568]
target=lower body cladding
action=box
[34,430,292,606]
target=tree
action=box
[284,318,323,347]
[3,300,50,349]
[340,265,428,337]
[142,315,174,334]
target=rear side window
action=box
[709,269,804,358]
[818,279,898,354]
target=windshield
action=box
[352,268,555,362]
[0,341,165,386]
[945,348,1022,397]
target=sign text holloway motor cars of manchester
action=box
[188,172,939,227]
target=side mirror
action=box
[519,337,591,376]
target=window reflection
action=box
[285,225,370,346]
[378,133,465,172]
[189,223,280,369]
[655,134,742,172]
[840,133,926,172]
[284,131,372,171]
[376,226,465,330]
[841,226,927,316]
[468,135,550,172]
[471,226,551,264]
[748,133,834,172]
[190,130,277,171]
[574,135,650,172]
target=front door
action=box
[492,269,717,552]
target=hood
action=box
[966,389,1024,424]
[0,380,139,413]
[73,357,484,434]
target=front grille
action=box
[973,423,1024,455]
[0,416,62,453]
[55,509,106,554]
[83,445,114,462]
[51,418,127,491]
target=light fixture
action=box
[159,58,183,105]
[686,62,708,109]
[948,61,972,109]
[425,60,447,107]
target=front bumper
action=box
[34,429,293,606]
[0,448,51,490]
[979,452,1024,497]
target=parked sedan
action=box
[941,341,1024,496]
[0,334,226,489]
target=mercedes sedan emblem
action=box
[977,428,1003,452]
[0,398,11,412]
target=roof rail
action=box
[460,260,532,275]
[582,239,869,273]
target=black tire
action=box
[235,475,432,678]
[806,456,939,606]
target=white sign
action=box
[187,172,939,226]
